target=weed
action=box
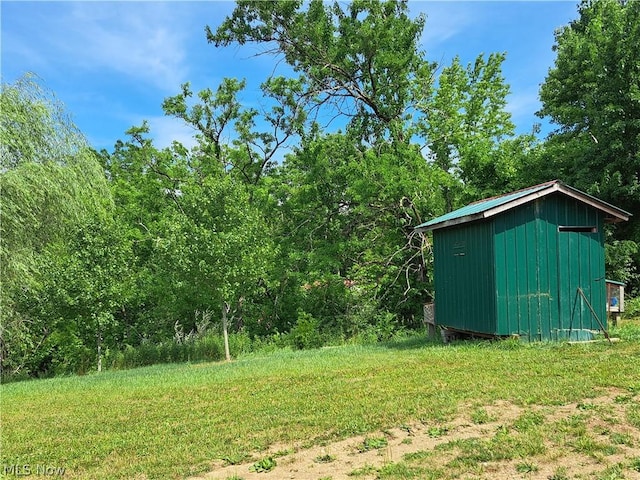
[470,407,495,424]
[358,436,388,452]
[403,450,433,462]
[614,394,634,404]
[516,461,539,473]
[377,462,439,479]
[610,432,634,446]
[427,426,449,437]
[401,438,413,445]
[596,463,624,480]
[548,466,570,480]
[513,411,545,431]
[573,436,619,458]
[225,475,244,480]
[249,457,277,473]
[221,452,251,466]
[273,448,293,458]
[627,402,640,428]
[630,457,640,472]
[348,464,377,476]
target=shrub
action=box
[290,312,324,350]
[624,296,640,319]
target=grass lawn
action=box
[2,326,640,479]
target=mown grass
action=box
[2,325,640,479]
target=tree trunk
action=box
[97,329,103,373]
[222,302,231,362]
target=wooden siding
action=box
[433,220,496,334]
[493,194,605,340]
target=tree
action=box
[536,0,640,290]
[104,121,277,358]
[206,0,529,331]
[0,75,113,377]
[269,133,446,334]
[207,0,436,145]
[418,53,533,209]
[18,218,133,375]
[155,174,275,359]
[162,76,308,185]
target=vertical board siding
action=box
[494,200,551,339]
[493,194,605,340]
[550,194,606,337]
[434,191,607,341]
[433,221,496,334]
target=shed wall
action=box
[493,194,606,340]
[433,220,496,334]
[494,200,551,339]
[546,194,606,336]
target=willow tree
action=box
[0,75,112,377]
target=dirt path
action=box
[189,390,640,480]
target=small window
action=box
[558,226,597,233]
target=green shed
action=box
[416,181,631,341]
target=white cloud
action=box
[49,3,190,92]
[146,115,198,149]
[413,2,481,55]
[506,90,544,134]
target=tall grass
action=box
[2,326,640,479]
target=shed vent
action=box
[558,225,597,233]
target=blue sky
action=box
[1,1,579,152]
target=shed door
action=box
[556,226,604,339]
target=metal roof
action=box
[415,180,631,232]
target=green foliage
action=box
[358,436,389,453]
[208,0,434,144]
[249,457,277,473]
[7,0,639,381]
[512,411,545,432]
[470,407,495,425]
[625,297,640,319]
[605,239,638,287]
[628,402,640,429]
[611,321,640,341]
[515,461,538,474]
[290,312,324,350]
[548,467,570,480]
[0,75,113,378]
[419,53,530,206]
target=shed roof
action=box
[415,180,631,232]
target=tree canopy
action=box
[3,0,638,379]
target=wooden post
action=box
[424,303,436,339]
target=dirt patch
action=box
[189,390,640,480]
